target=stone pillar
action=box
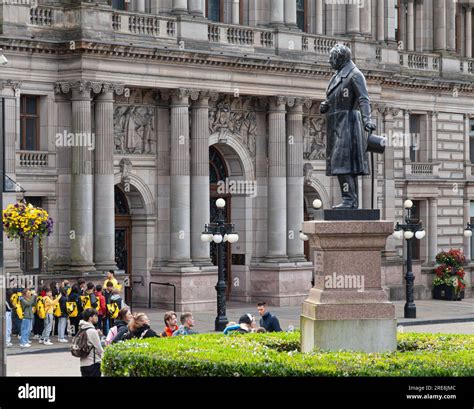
[286,98,306,262]
[284,0,297,29]
[377,0,384,41]
[68,81,98,272]
[232,0,240,24]
[270,0,285,27]
[361,0,372,37]
[403,110,411,165]
[190,92,212,266]
[347,3,360,35]
[433,0,446,52]
[266,96,288,262]
[301,221,397,353]
[430,111,438,165]
[315,0,323,35]
[93,84,119,272]
[428,198,438,264]
[407,0,415,51]
[168,89,192,266]
[415,0,424,51]
[465,6,472,58]
[446,0,456,52]
[189,0,204,17]
[464,198,472,261]
[172,0,188,14]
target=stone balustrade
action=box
[208,22,274,49]
[18,151,49,167]
[399,51,440,72]
[112,11,176,39]
[406,162,440,178]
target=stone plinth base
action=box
[300,220,397,353]
[149,266,217,311]
[300,315,397,353]
[249,262,312,306]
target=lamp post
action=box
[201,198,239,331]
[299,198,323,242]
[392,199,426,319]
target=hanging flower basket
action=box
[3,202,53,242]
[433,249,466,301]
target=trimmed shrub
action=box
[101,332,474,377]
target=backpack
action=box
[66,301,78,318]
[80,294,98,311]
[53,301,62,318]
[71,328,94,358]
[106,302,120,319]
[36,296,46,319]
[11,293,24,320]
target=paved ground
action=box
[6,298,473,377]
[6,298,473,357]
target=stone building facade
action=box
[1,0,473,310]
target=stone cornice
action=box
[2,40,472,94]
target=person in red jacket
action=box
[94,285,107,332]
[160,311,178,337]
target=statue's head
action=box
[329,44,352,71]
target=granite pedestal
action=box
[300,220,397,353]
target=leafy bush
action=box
[102,332,474,377]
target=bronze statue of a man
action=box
[320,44,376,209]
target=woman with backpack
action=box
[121,313,159,341]
[75,308,103,377]
[32,285,46,341]
[105,307,132,346]
[56,287,69,343]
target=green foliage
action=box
[102,332,474,377]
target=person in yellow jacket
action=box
[103,270,121,291]
[40,289,62,345]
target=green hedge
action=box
[101,331,474,377]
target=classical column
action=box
[315,0,323,35]
[266,97,288,262]
[347,3,361,35]
[65,81,99,272]
[361,0,372,38]
[403,110,411,165]
[465,6,472,58]
[172,0,188,14]
[168,89,192,266]
[446,0,456,52]
[430,111,438,165]
[232,0,240,24]
[284,0,297,29]
[189,0,204,17]
[433,0,446,52]
[377,0,385,41]
[407,0,415,51]
[415,0,424,51]
[135,0,145,13]
[93,84,120,272]
[286,98,307,262]
[191,92,212,266]
[427,198,438,264]
[270,0,285,27]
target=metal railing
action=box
[149,281,176,311]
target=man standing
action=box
[78,308,103,377]
[320,44,376,209]
[103,270,120,290]
[257,302,282,332]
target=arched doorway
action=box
[114,186,132,304]
[209,145,232,298]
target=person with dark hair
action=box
[77,279,86,295]
[32,285,46,340]
[94,284,106,332]
[41,288,62,345]
[172,312,198,336]
[103,270,119,290]
[19,288,37,348]
[121,313,159,341]
[5,288,13,347]
[160,311,179,337]
[57,287,69,342]
[105,307,133,345]
[68,284,83,336]
[78,308,103,377]
[257,302,282,332]
[50,281,60,338]
[103,281,115,335]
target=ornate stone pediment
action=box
[209,96,257,157]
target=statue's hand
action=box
[320,101,329,114]
[365,122,376,132]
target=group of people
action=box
[224,302,282,335]
[5,270,125,349]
